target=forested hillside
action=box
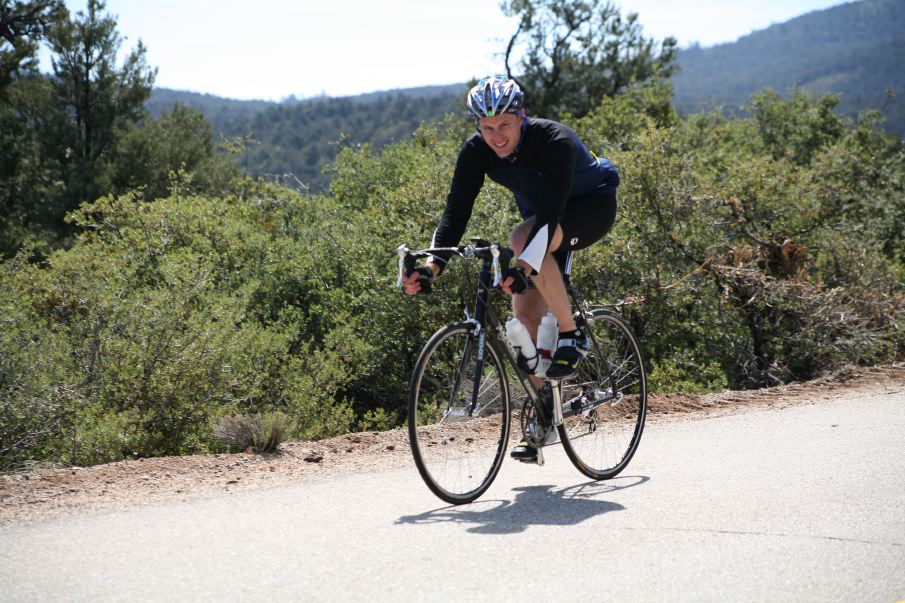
[147,88,276,136]
[148,85,463,191]
[229,89,461,191]
[673,0,904,132]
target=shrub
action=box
[212,412,288,453]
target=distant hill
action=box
[147,0,903,189]
[673,0,904,133]
[147,88,277,136]
[147,85,464,192]
[351,83,465,103]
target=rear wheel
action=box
[408,323,510,504]
[558,309,647,480]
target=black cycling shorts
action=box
[519,191,617,274]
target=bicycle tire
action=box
[558,309,647,480]
[407,322,511,504]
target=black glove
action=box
[501,266,528,294]
[407,266,434,294]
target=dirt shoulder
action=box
[2,364,903,525]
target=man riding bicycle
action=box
[401,75,619,461]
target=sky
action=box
[52,0,852,101]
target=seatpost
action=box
[561,250,574,288]
[550,382,564,426]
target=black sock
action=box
[558,329,582,340]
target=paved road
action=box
[2,392,904,602]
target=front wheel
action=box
[408,323,511,504]
[558,309,647,480]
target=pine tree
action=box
[502,0,677,119]
[46,0,156,212]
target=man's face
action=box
[477,113,523,158]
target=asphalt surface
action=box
[1,392,904,602]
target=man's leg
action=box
[511,193,616,384]
[508,220,569,462]
[509,219,576,333]
[510,218,589,380]
[509,218,580,390]
[512,287,546,392]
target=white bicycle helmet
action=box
[466,76,525,119]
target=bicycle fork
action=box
[442,322,485,419]
[468,327,488,416]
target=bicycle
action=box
[397,237,648,505]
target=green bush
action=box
[0,184,371,468]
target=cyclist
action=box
[402,75,619,461]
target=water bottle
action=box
[505,317,538,374]
[536,312,558,378]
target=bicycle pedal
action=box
[514,444,545,466]
[515,447,542,466]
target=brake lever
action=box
[396,245,410,288]
[491,245,502,287]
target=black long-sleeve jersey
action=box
[430,117,619,274]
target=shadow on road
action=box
[396,475,649,534]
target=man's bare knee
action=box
[509,218,535,256]
[509,229,526,256]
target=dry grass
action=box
[212,412,288,453]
